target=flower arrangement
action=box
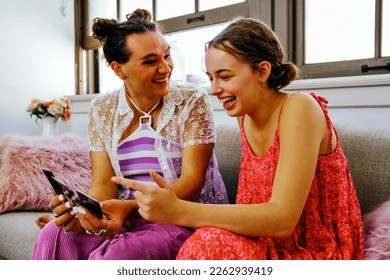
[27,97,72,121]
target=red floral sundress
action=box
[177,93,365,260]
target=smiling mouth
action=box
[153,78,169,84]
[220,96,236,104]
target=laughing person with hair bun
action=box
[32,9,228,260]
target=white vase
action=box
[39,117,59,136]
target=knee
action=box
[35,220,67,244]
[176,227,227,259]
[38,220,59,235]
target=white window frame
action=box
[156,1,249,34]
[293,0,390,79]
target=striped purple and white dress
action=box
[118,123,163,196]
[32,123,194,260]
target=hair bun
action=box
[126,9,152,22]
[92,18,118,43]
[269,63,299,90]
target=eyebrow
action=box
[142,46,171,61]
[205,69,231,76]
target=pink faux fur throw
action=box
[363,199,390,260]
[0,134,91,214]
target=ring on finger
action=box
[85,228,107,236]
[85,221,110,236]
[85,229,97,235]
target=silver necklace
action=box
[127,95,161,127]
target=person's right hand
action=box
[49,194,82,232]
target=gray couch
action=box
[0,122,389,260]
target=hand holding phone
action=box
[75,190,103,219]
[42,168,103,219]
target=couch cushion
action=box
[215,123,241,204]
[0,211,44,260]
[336,124,390,215]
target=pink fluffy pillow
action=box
[363,199,390,260]
[0,134,92,214]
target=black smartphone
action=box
[42,168,78,202]
[42,168,63,195]
[48,176,78,203]
[49,176,103,219]
[76,190,103,219]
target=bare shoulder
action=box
[282,92,322,117]
[284,92,317,107]
[279,92,325,133]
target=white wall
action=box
[0,0,75,138]
[286,75,390,130]
[212,74,390,130]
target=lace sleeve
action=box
[88,97,106,152]
[183,90,216,147]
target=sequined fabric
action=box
[88,83,228,204]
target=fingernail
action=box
[59,194,65,201]
[77,207,86,215]
[111,176,119,183]
[65,201,71,208]
[70,207,78,215]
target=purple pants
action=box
[32,217,193,260]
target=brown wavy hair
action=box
[206,17,299,90]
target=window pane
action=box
[156,0,195,20]
[383,0,390,56]
[165,23,228,85]
[98,49,123,94]
[199,0,245,11]
[305,0,375,63]
[119,0,153,21]
[87,0,117,36]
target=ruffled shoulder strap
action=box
[310,93,335,153]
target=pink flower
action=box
[27,97,72,122]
